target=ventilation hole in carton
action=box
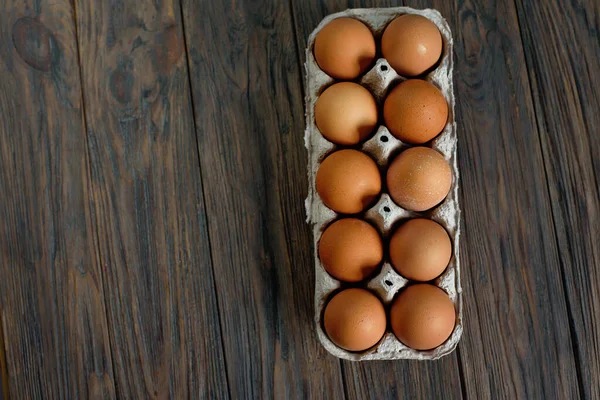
[380,65,388,72]
[383,206,391,213]
[380,135,389,143]
[385,280,393,287]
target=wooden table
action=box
[1,0,598,398]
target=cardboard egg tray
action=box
[304,7,462,360]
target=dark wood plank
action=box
[0,1,115,398]
[514,0,600,398]
[403,0,582,397]
[343,358,464,399]
[1,307,10,400]
[289,1,464,399]
[72,0,229,397]
[181,0,346,398]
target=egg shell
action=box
[315,82,378,145]
[314,17,376,80]
[389,218,452,282]
[390,284,456,350]
[323,288,387,352]
[319,218,383,282]
[305,7,462,361]
[384,79,449,144]
[386,146,453,212]
[381,14,443,77]
[316,149,381,214]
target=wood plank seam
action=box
[440,7,469,396]
[434,3,476,396]
[511,1,587,397]
[287,0,311,97]
[177,0,233,397]
[0,307,9,400]
[455,348,468,400]
[69,2,120,395]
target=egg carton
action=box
[304,7,462,361]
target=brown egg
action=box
[316,150,381,214]
[314,17,376,80]
[384,79,448,144]
[381,14,443,77]
[390,284,456,350]
[390,219,452,281]
[323,288,387,351]
[315,82,378,145]
[319,219,383,282]
[386,147,452,211]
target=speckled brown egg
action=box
[381,14,443,77]
[390,284,456,350]
[390,218,452,281]
[386,147,452,212]
[319,218,383,282]
[316,150,381,214]
[384,79,448,144]
[314,17,376,80]
[323,288,386,352]
[315,82,378,145]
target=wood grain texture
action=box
[404,0,581,397]
[181,0,346,398]
[514,0,600,398]
[0,311,7,400]
[290,1,464,399]
[73,0,228,397]
[1,0,598,397]
[0,1,115,398]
